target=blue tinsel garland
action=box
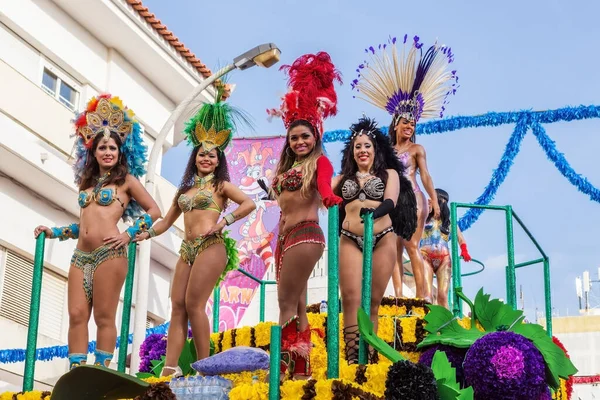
[0,322,169,364]
[323,105,600,230]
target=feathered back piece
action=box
[267,51,342,136]
[351,35,458,122]
[183,82,251,152]
[71,94,147,222]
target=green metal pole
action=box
[326,205,340,378]
[268,325,281,400]
[358,213,374,365]
[118,242,137,372]
[513,258,545,269]
[23,233,46,392]
[505,206,517,308]
[259,282,266,323]
[543,257,553,337]
[212,286,220,333]
[450,203,462,317]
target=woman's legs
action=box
[339,236,364,363]
[186,244,228,361]
[421,252,435,302]
[161,258,192,375]
[403,190,428,299]
[92,257,128,366]
[435,257,452,309]
[369,234,397,332]
[67,265,92,367]
[277,243,323,326]
[297,285,308,331]
[391,239,405,298]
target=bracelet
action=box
[224,213,236,226]
[126,214,153,238]
[148,227,157,238]
[50,223,80,241]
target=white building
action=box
[0,0,222,391]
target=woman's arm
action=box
[127,175,161,222]
[456,226,472,261]
[204,182,256,235]
[316,155,342,207]
[134,202,182,242]
[414,145,439,217]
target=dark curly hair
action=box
[427,188,450,235]
[79,132,128,191]
[334,117,417,240]
[173,146,230,204]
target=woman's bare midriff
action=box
[278,190,320,233]
[183,210,221,240]
[77,192,130,251]
[342,198,393,236]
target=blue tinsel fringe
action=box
[323,105,600,230]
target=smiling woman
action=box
[134,84,256,377]
[266,51,343,380]
[33,94,161,371]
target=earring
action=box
[286,147,294,157]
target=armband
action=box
[50,223,80,241]
[224,213,236,226]
[126,214,153,238]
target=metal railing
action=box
[211,269,277,333]
[23,235,137,391]
[449,203,552,336]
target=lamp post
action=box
[129,43,281,374]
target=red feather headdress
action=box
[267,52,342,137]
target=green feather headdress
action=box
[183,81,252,152]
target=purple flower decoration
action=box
[464,331,546,399]
[138,333,167,373]
[419,344,467,384]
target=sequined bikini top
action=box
[78,172,124,209]
[271,168,303,196]
[396,151,416,177]
[341,177,385,204]
[177,174,222,213]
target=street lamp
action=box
[130,43,281,374]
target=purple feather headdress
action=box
[351,35,458,122]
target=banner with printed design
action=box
[205,136,285,331]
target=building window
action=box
[40,66,79,112]
[0,249,67,341]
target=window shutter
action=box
[0,250,66,341]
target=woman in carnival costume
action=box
[135,85,255,377]
[352,35,460,301]
[332,116,417,364]
[420,188,471,308]
[266,51,343,379]
[34,94,161,369]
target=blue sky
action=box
[146,0,600,319]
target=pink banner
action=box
[206,137,285,331]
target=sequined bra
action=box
[271,168,303,196]
[341,177,385,204]
[78,173,124,209]
[177,190,222,213]
[177,174,222,213]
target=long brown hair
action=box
[275,120,323,199]
[173,146,230,204]
[79,132,128,191]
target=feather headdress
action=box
[184,82,251,152]
[351,35,458,122]
[72,94,148,222]
[267,51,342,136]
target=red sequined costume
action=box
[268,52,342,378]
